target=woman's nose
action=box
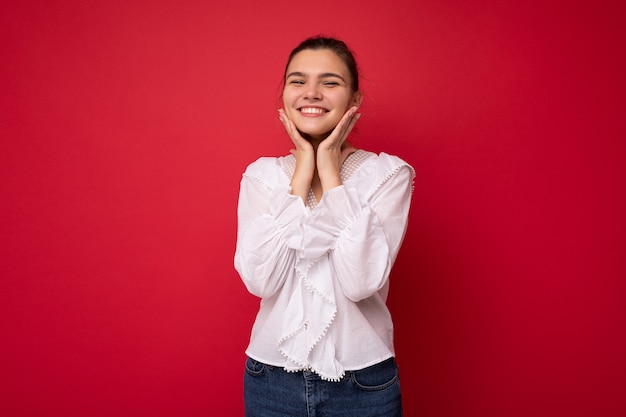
[304,84,322,100]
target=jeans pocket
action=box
[351,358,399,392]
[244,357,267,377]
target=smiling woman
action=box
[282,49,362,144]
[234,36,416,417]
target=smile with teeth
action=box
[299,107,327,115]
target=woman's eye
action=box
[323,81,339,86]
[290,80,305,85]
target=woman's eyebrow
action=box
[319,73,345,82]
[286,72,346,82]
[286,71,306,79]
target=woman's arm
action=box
[303,165,414,301]
[278,109,315,203]
[234,170,306,299]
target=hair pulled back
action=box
[284,36,360,92]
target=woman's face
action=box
[282,49,361,142]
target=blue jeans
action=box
[244,357,403,416]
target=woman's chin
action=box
[300,132,331,143]
[296,127,334,142]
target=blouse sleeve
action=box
[303,165,414,302]
[234,171,307,299]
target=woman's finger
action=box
[323,106,360,148]
[278,109,307,148]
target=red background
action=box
[1,1,624,416]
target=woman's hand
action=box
[316,106,361,192]
[278,109,315,203]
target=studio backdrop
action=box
[1,1,624,416]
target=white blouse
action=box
[234,150,415,381]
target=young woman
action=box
[234,36,415,417]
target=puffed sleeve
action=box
[234,163,307,299]
[303,164,414,302]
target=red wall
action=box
[1,1,624,416]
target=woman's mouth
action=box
[298,107,327,116]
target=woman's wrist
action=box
[319,170,342,192]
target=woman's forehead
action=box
[287,49,350,76]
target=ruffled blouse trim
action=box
[278,256,343,380]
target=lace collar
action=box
[279,149,374,209]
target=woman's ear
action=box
[352,91,363,107]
